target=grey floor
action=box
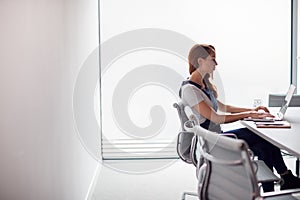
[89,155,298,200]
[89,121,299,200]
[89,159,198,200]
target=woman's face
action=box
[198,54,218,74]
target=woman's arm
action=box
[217,100,270,113]
[194,101,273,124]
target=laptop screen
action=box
[278,84,296,117]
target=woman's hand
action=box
[249,110,274,119]
[254,106,270,113]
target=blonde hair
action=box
[188,44,218,97]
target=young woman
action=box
[180,44,300,192]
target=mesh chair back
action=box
[193,126,260,200]
[177,131,194,164]
[174,102,198,166]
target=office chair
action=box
[174,102,199,167]
[174,102,200,199]
[174,102,281,199]
[186,123,300,200]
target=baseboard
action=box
[85,163,102,200]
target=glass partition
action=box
[99,0,291,160]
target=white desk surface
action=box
[240,107,300,158]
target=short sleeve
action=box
[181,84,206,107]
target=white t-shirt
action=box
[180,80,221,133]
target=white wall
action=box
[0,0,99,199]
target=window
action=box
[99,0,291,161]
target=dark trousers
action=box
[224,128,287,192]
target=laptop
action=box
[244,84,296,122]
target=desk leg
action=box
[296,158,300,177]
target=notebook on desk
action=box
[255,120,291,128]
[244,84,296,122]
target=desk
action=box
[240,107,300,157]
